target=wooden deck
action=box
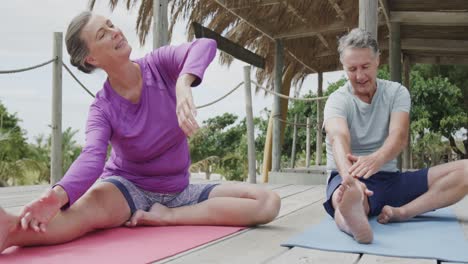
[1,180,467,264]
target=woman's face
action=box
[81,15,132,69]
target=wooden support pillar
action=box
[272,39,283,172]
[153,0,169,49]
[403,55,412,170]
[51,32,63,184]
[290,115,298,168]
[359,0,378,39]
[306,117,311,168]
[243,66,256,183]
[316,72,323,166]
[390,22,403,170]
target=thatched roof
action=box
[92,0,468,87]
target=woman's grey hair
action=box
[338,28,380,61]
[65,11,95,74]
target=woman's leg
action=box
[0,182,131,253]
[127,184,281,227]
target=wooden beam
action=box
[274,20,347,39]
[228,0,280,10]
[286,50,317,73]
[378,0,391,32]
[192,22,265,68]
[360,0,379,39]
[402,38,468,53]
[409,55,468,65]
[390,22,402,83]
[389,0,468,12]
[316,34,330,50]
[327,0,346,20]
[215,0,275,40]
[390,12,468,26]
[401,25,468,41]
[282,1,308,24]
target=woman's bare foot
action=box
[378,205,409,224]
[0,207,17,253]
[335,181,373,244]
[125,203,172,227]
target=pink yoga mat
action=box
[0,225,244,264]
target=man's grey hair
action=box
[338,28,380,61]
[65,11,95,74]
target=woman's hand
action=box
[175,74,200,137]
[19,186,67,232]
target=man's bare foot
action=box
[125,203,172,227]
[0,207,17,253]
[336,182,373,244]
[378,205,409,224]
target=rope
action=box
[274,116,315,127]
[62,62,96,98]
[0,58,56,74]
[196,81,244,109]
[251,80,328,102]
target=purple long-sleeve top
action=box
[57,38,217,207]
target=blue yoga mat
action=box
[282,207,468,263]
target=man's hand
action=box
[175,83,199,137]
[335,178,374,204]
[19,187,67,232]
[347,153,384,179]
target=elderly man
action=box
[323,28,468,244]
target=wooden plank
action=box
[390,12,468,26]
[273,185,317,199]
[402,38,468,53]
[389,0,468,12]
[452,196,468,238]
[409,55,468,66]
[267,247,359,264]
[192,22,265,69]
[274,20,347,39]
[401,25,468,41]
[0,184,48,194]
[358,254,436,264]
[156,188,326,263]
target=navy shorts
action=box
[323,169,429,217]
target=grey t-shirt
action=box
[324,78,411,172]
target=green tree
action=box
[409,71,467,158]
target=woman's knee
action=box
[78,183,131,228]
[254,189,281,224]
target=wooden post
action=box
[306,117,311,168]
[290,114,298,168]
[272,39,283,172]
[243,65,256,183]
[316,72,323,166]
[359,0,378,39]
[51,32,63,184]
[390,22,402,170]
[403,55,411,170]
[153,0,169,49]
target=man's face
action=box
[341,47,380,98]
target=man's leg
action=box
[125,184,281,227]
[378,160,468,223]
[0,182,131,253]
[332,180,373,244]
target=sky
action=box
[0,0,345,145]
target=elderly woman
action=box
[0,11,280,252]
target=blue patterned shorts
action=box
[100,176,219,215]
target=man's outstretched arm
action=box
[325,117,354,185]
[348,111,409,178]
